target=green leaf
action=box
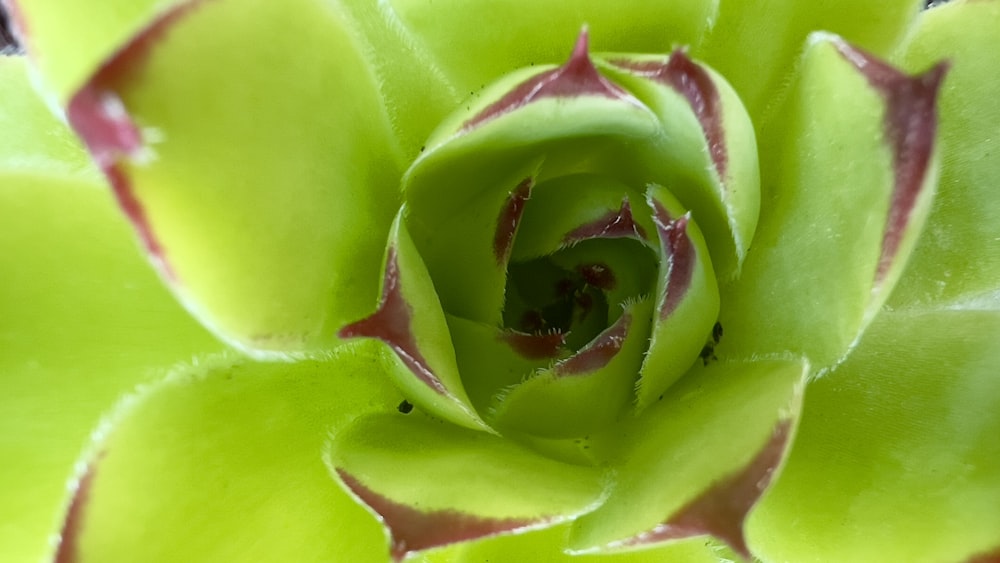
[748,308,1000,562]
[412,169,538,326]
[491,298,654,438]
[326,0,464,158]
[0,56,94,178]
[380,0,718,96]
[598,51,760,279]
[327,412,607,561]
[402,38,662,326]
[339,212,487,432]
[58,0,406,355]
[55,346,403,563]
[511,173,656,262]
[637,185,720,409]
[0,56,221,563]
[570,358,806,557]
[888,0,1000,310]
[8,0,166,100]
[718,34,943,369]
[696,0,922,125]
[445,315,567,416]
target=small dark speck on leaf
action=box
[397,400,414,414]
[700,345,717,366]
[700,321,724,365]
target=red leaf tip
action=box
[493,177,533,265]
[464,28,631,130]
[500,330,568,360]
[554,312,631,377]
[336,469,538,561]
[612,50,728,180]
[339,247,449,395]
[618,420,792,558]
[564,198,649,244]
[833,40,948,286]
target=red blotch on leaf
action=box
[622,420,792,558]
[493,177,533,265]
[66,0,203,166]
[339,247,449,395]
[554,312,631,377]
[614,50,728,180]
[650,200,695,319]
[563,198,648,244]
[66,87,143,169]
[54,461,98,563]
[337,469,538,562]
[500,330,567,360]
[834,42,947,285]
[104,165,174,279]
[464,28,633,130]
[65,1,205,275]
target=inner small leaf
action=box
[504,258,609,350]
[502,237,656,352]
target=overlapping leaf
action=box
[52,347,403,563]
[718,33,943,369]
[0,56,220,563]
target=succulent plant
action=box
[1,0,998,562]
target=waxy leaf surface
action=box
[571,358,806,556]
[328,412,607,560]
[698,0,922,125]
[0,57,220,563]
[53,347,403,563]
[749,309,1000,562]
[46,0,405,355]
[719,34,941,369]
[888,0,1000,311]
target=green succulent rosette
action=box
[2,1,999,562]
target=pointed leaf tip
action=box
[614,49,728,180]
[833,40,948,286]
[570,359,804,554]
[649,198,696,320]
[463,28,633,130]
[65,0,203,166]
[554,311,631,377]
[62,2,206,281]
[66,89,142,167]
[329,414,606,560]
[340,217,485,431]
[337,469,537,562]
[563,198,649,245]
[339,246,447,396]
[616,420,792,558]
